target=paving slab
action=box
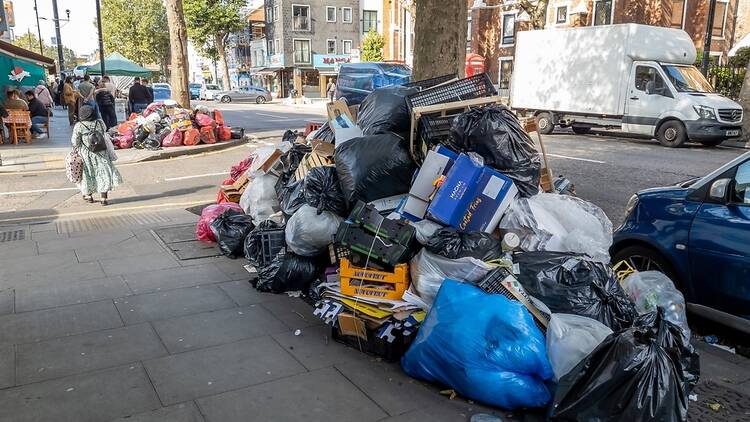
[16,323,168,385]
[0,345,13,389]
[217,279,278,306]
[0,240,38,258]
[0,288,13,315]
[272,324,368,371]
[0,364,161,422]
[30,231,67,241]
[74,238,164,263]
[36,230,135,254]
[108,402,205,422]
[153,305,289,353]
[196,367,388,422]
[14,276,131,312]
[0,300,123,346]
[100,253,181,276]
[261,296,324,329]
[0,250,78,277]
[212,259,251,280]
[114,285,236,325]
[123,264,230,295]
[1,261,107,290]
[144,336,306,405]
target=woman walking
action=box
[71,105,122,205]
[95,80,117,129]
[63,76,79,125]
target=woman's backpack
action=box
[84,121,107,152]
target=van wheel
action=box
[657,120,686,147]
[571,125,592,135]
[612,244,680,288]
[699,139,723,147]
[535,112,555,135]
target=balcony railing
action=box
[293,16,310,31]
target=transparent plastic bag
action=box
[499,193,613,262]
[412,219,443,245]
[621,271,690,337]
[239,174,280,224]
[284,205,342,256]
[546,313,613,380]
[408,249,493,309]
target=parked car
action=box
[200,84,222,101]
[611,151,750,332]
[189,83,201,100]
[152,83,172,101]
[334,62,411,105]
[214,86,272,104]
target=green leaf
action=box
[361,29,384,62]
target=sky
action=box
[13,0,98,56]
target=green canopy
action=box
[86,53,152,77]
[0,54,46,88]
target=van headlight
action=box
[693,105,716,120]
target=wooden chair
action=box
[3,110,32,145]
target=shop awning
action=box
[316,67,337,76]
[0,40,55,89]
[255,67,283,75]
[86,53,152,77]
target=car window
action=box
[634,66,666,94]
[733,160,750,204]
[206,85,220,90]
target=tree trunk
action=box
[412,0,467,81]
[216,34,232,91]
[165,0,190,108]
[740,62,750,144]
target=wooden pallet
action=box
[521,118,554,193]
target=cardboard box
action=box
[402,196,429,220]
[249,148,284,174]
[409,146,458,201]
[426,153,483,227]
[294,141,335,180]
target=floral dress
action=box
[71,119,122,195]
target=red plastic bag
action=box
[217,126,232,141]
[162,128,184,147]
[196,202,243,243]
[117,121,137,135]
[200,126,217,144]
[195,113,215,128]
[128,112,138,121]
[183,128,201,146]
[213,109,225,126]
[230,156,254,180]
[216,177,236,204]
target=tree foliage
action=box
[729,47,750,68]
[100,0,170,67]
[361,29,384,62]
[517,0,548,30]
[183,0,245,57]
[11,32,78,71]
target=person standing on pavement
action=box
[326,79,336,102]
[63,76,81,125]
[4,89,28,110]
[57,75,66,109]
[34,80,54,109]
[24,91,49,139]
[95,80,117,129]
[77,75,98,117]
[142,78,154,104]
[102,76,117,97]
[71,105,122,206]
[127,77,151,114]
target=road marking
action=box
[0,187,79,196]
[164,171,228,181]
[256,112,289,119]
[0,199,213,223]
[547,153,606,164]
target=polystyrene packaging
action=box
[546,313,613,380]
[285,205,343,256]
[498,193,613,262]
[239,173,280,224]
[621,271,690,336]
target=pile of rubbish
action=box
[197,73,700,420]
[109,102,244,150]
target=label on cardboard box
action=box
[425,153,483,227]
[459,168,517,233]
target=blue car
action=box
[612,151,750,331]
[334,62,411,105]
[189,83,201,100]
[152,83,172,102]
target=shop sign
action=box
[268,54,284,67]
[313,54,351,68]
[8,65,29,82]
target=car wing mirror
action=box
[709,178,730,202]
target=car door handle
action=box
[629,96,639,100]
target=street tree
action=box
[165,0,191,107]
[361,29,385,62]
[516,0,548,29]
[413,0,467,80]
[183,0,245,91]
[100,0,170,73]
[739,62,750,142]
[11,33,78,72]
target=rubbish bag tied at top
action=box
[209,209,255,258]
[425,227,503,261]
[550,308,700,422]
[356,85,418,137]
[515,252,638,332]
[401,280,554,410]
[450,104,541,197]
[285,205,342,257]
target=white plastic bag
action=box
[285,205,342,256]
[498,193,613,262]
[546,313,613,380]
[412,219,444,245]
[240,173,280,224]
[406,249,494,309]
[621,271,690,336]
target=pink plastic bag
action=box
[195,113,215,128]
[196,203,244,243]
[161,128,184,147]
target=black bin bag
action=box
[550,308,700,422]
[304,166,347,216]
[356,85,418,136]
[209,209,255,258]
[253,252,320,293]
[425,228,502,261]
[335,132,416,206]
[309,121,335,144]
[515,252,637,331]
[243,220,285,268]
[450,104,541,197]
[279,178,306,219]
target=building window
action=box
[327,39,336,54]
[343,40,352,54]
[712,0,728,38]
[363,10,378,33]
[501,13,515,45]
[499,58,513,90]
[467,15,472,52]
[556,6,568,24]
[326,6,336,22]
[294,39,311,63]
[670,0,685,29]
[274,5,279,21]
[274,39,280,55]
[592,0,613,25]
[342,7,353,23]
[266,6,273,23]
[268,39,274,55]
[293,5,311,31]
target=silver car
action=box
[215,86,273,104]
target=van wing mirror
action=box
[709,178,730,202]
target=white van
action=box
[511,24,743,147]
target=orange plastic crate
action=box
[339,258,409,300]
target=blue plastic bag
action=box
[401,279,554,409]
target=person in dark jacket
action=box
[24,91,49,139]
[95,80,117,129]
[142,78,154,104]
[127,77,151,114]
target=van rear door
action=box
[623,63,675,136]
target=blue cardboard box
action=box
[426,154,483,227]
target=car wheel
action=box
[535,112,555,135]
[256,96,267,104]
[699,139,723,147]
[220,96,231,103]
[612,244,679,286]
[571,125,592,135]
[657,120,686,148]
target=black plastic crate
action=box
[245,227,286,268]
[347,201,416,247]
[416,114,457,155]
[331,324,414,362]
[403,73,457,90]
[334,223,410,269]
[406,73,497,111]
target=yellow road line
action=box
[0,199,212,223]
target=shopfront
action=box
[0,40,55,100]
[313,54,352,98]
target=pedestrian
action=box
[102,75,117,97]
[63,76,81,125]
[77,75,98,118]
[127,77,151,114]
[57,75,66,109]
[34,80,54,109]
[326,79,336,102]
[4,89,28,110]
[71,105,121,206]
[51,77,60,106]
[24,90,49,139]
[95,79,117,129]
[142,78,154,104]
